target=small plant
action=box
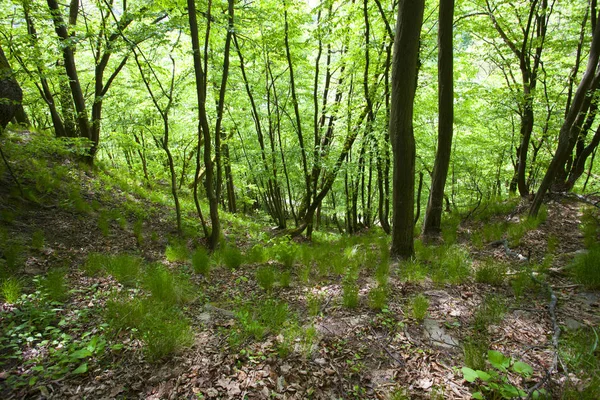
[2,242,23,276]
[256,266,277,291]
[106,254,142,286]
[473,295,506,332]
[221,244,243,269]
[98,211,111,237]
[475,260,506,286]
[1,277,22,303]
[31,230,45,250]
[140,306,194,362]
[165,241,189,262]
[279,270,291,288]
[191,247,211,276]
[39,269,69,302]
[463,335,489,370]
[411,293,429,322]
[272,241,298,269]
[368,285,388,311]
[143,263,193,305]
[399,259,428,282]
[375,261,390,287]
[246,245,267,264]
[432,245,472,284]
[460,350,543,399]
[133,218,144,245]
[482,222,505,243]
[307,293,322,316]
[342,280,359,308]
[570,246,600,289]
[510,270,535,299]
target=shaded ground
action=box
[1,151,599,399]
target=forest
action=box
[0,0,600,398]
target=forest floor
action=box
[1,133,599,399]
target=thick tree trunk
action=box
[0,45,23,129]
[423,0,454,238]
[389,0,424,259]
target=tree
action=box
[389,0,425,259]
[531,15,600,217]
[0,44,23,129]
[187,0,234,248]
[423,0,455,238]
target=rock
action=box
[564,318,584,331]
[423,318,460,348]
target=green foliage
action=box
[279,270,292,288]
[220,244,243,269]
[398,259,428,282]
[510,270,535,299]
[2,241,23,277]
[98,211,111,237]
[229,299,291,347]
[1,277,22,303]
[165,241,189,262]
[38,269,68,302]
[475,260,506,286]
[83,253,142,286]
[411,293,429,322]
[463,335,489,370]
[342,274,359,309]
[432,245,472,284]
[191,247,211,276]
[473,295,506,332]
[482,223,505,243]
[581,209,600,248]
[31,230,45,250]
[105,296,193,362]
[368,285,388,311]
[570,246,600,289]
[460,350,543,399]
[133,218,144,245]
[256,266,277,291]
[307,293,322,317]
[560,328,600,399]
[271,240,299,269]
[143,263,193,305]
[246,245,267,264]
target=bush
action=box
[191,248,211,276]
[571,246,600,289]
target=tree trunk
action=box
[423,0,454,238]
[389,0,424,259]
[0,44,23,129]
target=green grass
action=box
[279,270,292,288]
[482,222,505,243]
[39,269,69,302]
[411,293,429,322]
[473,295,506,332]
[475,259,506,286]
[165,241,189,262]
[220,245,243,269]
[143,263,193,305]
[560,327,600,399]
[307,293,322,317]
[83,253,142,286]
[570,246,600,289]
[431,245,472,284]
[368,285,387,311]
[342,280,359,308]
[31,230,45,250]
[271,241,298,269]
[191,247,211,276]
[246,245,267,264]
[256,266,277,291]
[104,296,193,362]
[463,334,489,370]
[398,259,428,282]
[230,299,292,346]
[1,277,22,303]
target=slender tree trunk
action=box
[423,0,454,238]
[531,20,600,216]
[389,0,424,259]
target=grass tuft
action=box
[220,245,243,269]
[256,266,277,291]
[191,247,211,276]
[571,246,600,289]
[475,259,506,286]
[1,277,22,303]
[39,269,69,302]
[411,293,429,322]
[143,263,193,305]
[165,241,189,262]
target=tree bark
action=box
[423,0,454,238]
[389,0,424,259]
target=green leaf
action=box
[461,367,478,382]
[70,349,93,359]
[72,363,88,375]
[472,392,484,399]
[512,361,533,377]
[476,370,492,381]
[488,350,510,371]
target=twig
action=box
[368,326,405,367]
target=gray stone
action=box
[423,318,460,348]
